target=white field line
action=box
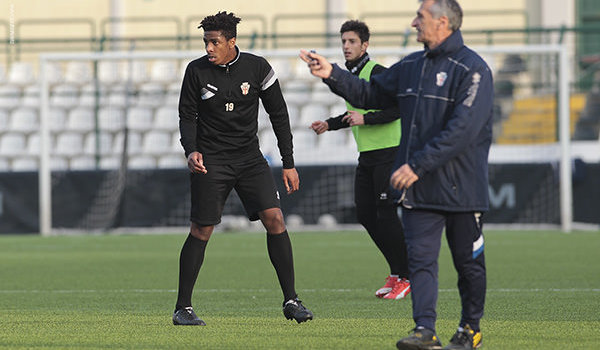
[0,288,598,294]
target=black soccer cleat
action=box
[442,325,482,349]
[283,298,313,323]
[396,327,443,350]
[172,307,206,326]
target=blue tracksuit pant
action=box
[401,208,486,332]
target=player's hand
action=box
[390,164,419,190]
[299,50,333,79]
[187,152,207,174]
[310,120,329,135]
[342,110,365,126]
[282,168,300,194]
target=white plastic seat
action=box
[98,107,125,132]
[171,131,182,152]
[107,85,129,108]
[299,104,330,127]
[128,155,156,169]
[0,85,22,109]
[165,82,181,106]
[64,61,92,85]
[9,108,38,133]
[135,82,165,108]
[0,63,6,84]
[292,128,318,148]
[257,103,270,130]
[54,132,84,156]
[282,80,311,107]
[45,63,64,85]
[293,60,315,81]
[97,61,120,84]
[126,107,154,131]
[120,60,148,84]
[113,131,143,154]
[318,128,350,148]
[84,132,113,155]
[100,156,120,169]
[151,60,178,83]
[11,157,38,171]
[8,62,35,85]
[48,108,67,132]
[258,129,278,158]
[50,83,79,108]
[269,58,293,82]
[0,109,9,130]
[69,155,97,170]
[79,83,108,107]
[0,133,26,156]
[51,156,69,171]
[154,106,178,131]
[0,158,9,171]
[157,154,186,169]
[66,107,95,131]
[142,130,172,155]
[26,133,40,155]
[21,85,40,108]
[310,83,342,106]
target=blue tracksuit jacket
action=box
[324,30,494,212]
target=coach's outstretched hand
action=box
[299,50,333,79]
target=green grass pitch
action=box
[0,229,599,349]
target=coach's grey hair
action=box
[419,0,463,31]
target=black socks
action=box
[266,230,297,301]
[175,233,208,310]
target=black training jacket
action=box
[179,47,294,168]
[324,30,494,212]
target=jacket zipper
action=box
[401,53,428,208]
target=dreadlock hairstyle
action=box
[198,11,242,40]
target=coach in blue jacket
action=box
[301,1,492,349]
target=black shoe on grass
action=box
[283,298,313,323]
[396,327,443,350]
[172,307,206,326]
[442,325,482,349]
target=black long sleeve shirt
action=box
[179,47,294,168]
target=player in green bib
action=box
[310,20,410,300]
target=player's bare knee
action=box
[190,222,214,241]
[259,208,286,234]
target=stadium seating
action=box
[48,108,67,132]
[11,157,38,171]
[154,106,178,131]
[64,61,93,85]
[9,108,38,134]
[0,84,22,109]
[8,62,35,86]
[0,133,27,156]
[84,132,113,156]
[50,83,79,108]
[66,107,95,132]
[54,132,84,157]
[151,60,179,83]
[21,85,40,108]
[98,107,125,132]
[126,107,154,131]
[143,130,172,155]
[135,82,165,108]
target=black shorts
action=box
[190,157,280,226]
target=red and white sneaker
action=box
[375,275,398,298]
[383,278,411,300]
